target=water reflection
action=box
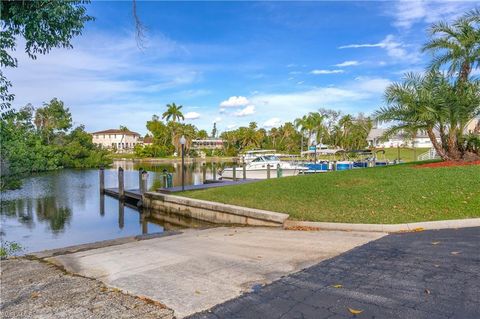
[111,159,232,189]
[0,161,223,253]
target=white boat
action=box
[221,155,307,179]
[241,149,281,164]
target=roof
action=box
[143,136,154,144]
[91,129,140,136]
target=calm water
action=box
[0,160,231,254]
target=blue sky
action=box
[6,1,478,135]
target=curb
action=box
[284,218,480,233]
[144,192,289,226]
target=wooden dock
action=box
[157,179,259,193]
[104,188,143,201]
[100,167,259,200]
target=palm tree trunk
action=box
[427,128,449,160]
[446,127,461,160]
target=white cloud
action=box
[310,69,344,75]
[234,105,256,117]
[339,35,417,61]
[227,124,238,129]
[214,116,222,123]
[353,77,391,94]
[263,117,282,128]
[184,111,200,120]
[334,60,360,67]
[219,96,250,108]
[390,0,473,29]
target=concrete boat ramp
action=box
[46,227,385,318]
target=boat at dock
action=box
[221,155,307,179]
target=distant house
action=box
[367,118,480,148]
[141,136,154,146]
[466,117,480,134]
[367,128,438,148]
[91,129,141,152]
[191,139,224,150]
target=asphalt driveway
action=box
[189,227,480,319]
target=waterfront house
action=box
[366,128,437,148]
[367,118,480,148]
[92,129,141,152]
[191,139,224,150]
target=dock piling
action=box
[233,162,237,181]
[202,163,207,183]
[99,166,105,194]
[267,164,271,179]
[140,170,148,194]
[138,168,143,191]
[243,163,246,180]
[212,162,217,181]
[118,167,125,199]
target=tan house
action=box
[466,118,480,134]
[92,129,141,152]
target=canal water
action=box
[0,160,231,254]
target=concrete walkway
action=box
[189,227,480,319]
[48,227,384,318]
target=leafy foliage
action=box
[0,0,93,114]
[376,10,480,161]
[0,99,111,190]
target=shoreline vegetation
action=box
[0,99,111,191]
[182,162,480,224]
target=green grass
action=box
[182,163,480,224]
[380,147,430,162]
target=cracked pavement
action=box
[189,227,480,319]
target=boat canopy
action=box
[300,148,345,156]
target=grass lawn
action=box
[182,163,480,224]
[380,147,430,162]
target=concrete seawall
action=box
[143,192,289,227]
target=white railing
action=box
[417,148,440,161]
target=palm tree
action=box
[375,71,480,160]
[422,10,480,82]
[162,103,184,122]
[118,125,129,150]
[375,72,447,158]
[173,124,196,154]
[294,115,309,153]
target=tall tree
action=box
[0,0,93,114]
[34,98,72,144]
[211,122,217,138]
[162,103,184,123]
[375,71,480,160]
[422,9,480,83]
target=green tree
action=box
[34,98,72,144]
[211,122,217,138]
[0,0,93,114]
[162,103,184,122]
[422,9,480,82]
[375,71,480,160]
[196,129,208,140]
